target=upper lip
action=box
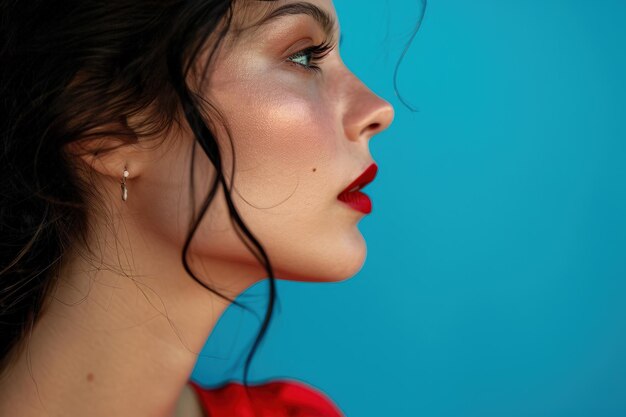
[338,162,378,195]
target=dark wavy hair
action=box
[0,0,426,390]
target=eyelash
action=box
[286,39,335,73]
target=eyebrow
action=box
[254,1,342,46]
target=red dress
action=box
[188,379,346,417]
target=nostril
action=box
[360,122,382,138]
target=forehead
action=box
[230,0,339,41]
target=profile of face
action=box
[115,0,394,291]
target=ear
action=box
[63,116,151,183]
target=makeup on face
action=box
[179,0,394,284]
[337,162,378,214]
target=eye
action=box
[286,40,335,73]
[287,49,318,72]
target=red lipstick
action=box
[337,162,378,214]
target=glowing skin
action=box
[0,1,394,416]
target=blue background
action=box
[191,1,626,416]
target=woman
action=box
[0,0,424,415]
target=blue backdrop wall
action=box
[191,1,626,416]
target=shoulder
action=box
[174,383,206,417]
[188,378,345,417]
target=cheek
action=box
[203,43,340,178]
[241,92,335,168]
[210,75,340,205]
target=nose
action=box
[342,73,395,142]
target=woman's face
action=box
[133,0,394,287]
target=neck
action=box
[0,215,263,417]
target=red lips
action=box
[337,163,378,215]
[338,162,378,195]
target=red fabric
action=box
[188,379,345,417]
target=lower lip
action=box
[337,191,372,214]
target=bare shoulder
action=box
[172,383,206,417]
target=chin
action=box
[274,244,368,283]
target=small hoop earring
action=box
[121,167,129,201]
